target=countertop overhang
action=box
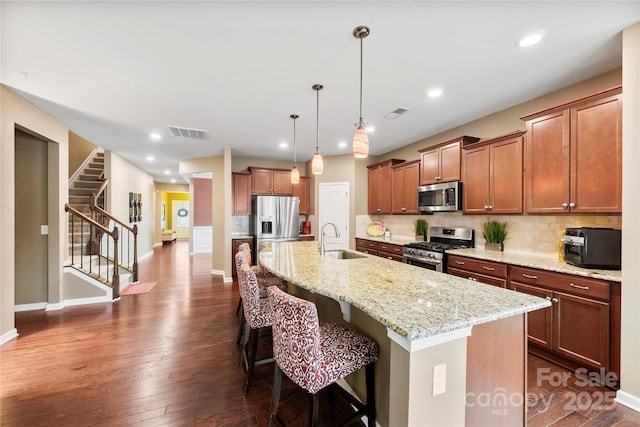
[258,241,550,345]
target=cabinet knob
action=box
[376,208,381,212]
[551,297,559,303]
[435,176,441,180]
[388,256,393,260]
[562,203,569,208]
[545,296,552,301]
[569,202,576,208]
[401,207,406,211]
[484,205,489,210]
[488,205,493,210]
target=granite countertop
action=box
[232,235,254,239]
[446,248,622,283]
[259,241,550,341]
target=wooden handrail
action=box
[91,203,137,235]
[65,204,112,235]
[95,178,108,201]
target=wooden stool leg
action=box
[243,327,259,395]
[235,306,245,346]
[268,364,283,427]
[235,297,242,315]
[309,392,320,426]
[365,363,376,427]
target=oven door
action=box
[403,255,443,273]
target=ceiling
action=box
[2,1,639,183]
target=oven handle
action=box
[403,255,442,266]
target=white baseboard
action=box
[139,249,155,260]
[46,302,64,311]
[224,276,233,283]
[63,296,113,307]
[0,329,18,345]
[615,390,640,413]
[14,302,48,312]
[193,226,213,253]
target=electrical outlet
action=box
[433,363,446,396]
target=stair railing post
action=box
[112,226,120,298]
[132,224,139,282]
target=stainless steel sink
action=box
[324,250,366,260]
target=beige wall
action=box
[1,85,69,339]
[68,132,97,178]
[232,155,308,177]
[620,22,640,408]
[104,152,156,261]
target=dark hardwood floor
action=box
[1,241,638,426]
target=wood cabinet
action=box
[231,237,253,277]
[250,167,293,195]
[447,255,508,288]
[418,136,479,185]
[355,238,403,262]
[292,176,310,215]
[232,172,252,215]
[462,131,524,214]
[355,238,378,256]
[522,88,622,214]
[510,266,611,372]
[367,159,404,215]
[298,235,315,241]
[391,160,420,214]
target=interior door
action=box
[318,182,349,251]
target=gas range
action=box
[403,227,474,272]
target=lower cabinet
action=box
[298,235,315,241]
[355,238,378,256]
[232,238,253,278]
[355,238,403,262]
[447,255,507,288]
[510,266,611,373]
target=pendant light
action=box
[353,25,370,159]
[311,84,324,175]
[289,114,300,184]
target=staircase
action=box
[66,151,137,297]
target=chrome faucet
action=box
[320,222,341,255]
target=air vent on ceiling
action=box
[384,107,411,119]
[167,125,208,140]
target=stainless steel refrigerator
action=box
[251,195,299,257]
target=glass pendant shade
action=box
[290,165,300,184]
[311,153,324,175]
[353,125,369,158]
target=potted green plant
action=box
[482,220,509,251]
[414,219,428,241]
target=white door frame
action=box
[318,182,350,251]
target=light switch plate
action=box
[433,363,446,396]
[41,225,48,235]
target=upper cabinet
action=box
[418,136,480,185]
[462,131,524,214]
[367,159,404,215]
[250,167,293,195]
[522,88,622,214]
[391,160,420,214]
[292,176,310,215]
[232,172,251,215]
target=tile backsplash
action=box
[357,213,622,257]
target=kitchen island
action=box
[259,241,550,426]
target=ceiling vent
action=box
[384,107,411,119]
[167,125,208,140]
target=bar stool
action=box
[238,263,274,395]
[266,286,378,427]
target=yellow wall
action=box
[163,191,189,230]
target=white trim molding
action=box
[1,329,18,345]
[14,302,48,312]
[387,326,473,353]
[615,390,640,414]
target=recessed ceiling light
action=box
[164,170,171,175]
[170,179,176,183]
[519,33,542,47]
[338,141,347,148]
[146,156,154,162]
[279,142,288,149]
[428,88,443,98]
[150,132,161,140]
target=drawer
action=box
[510,266,610,302]
[447,255,507,279]
[378,251,403,262]
[356,238,378,250]
[378,243,402,255]
[448,267,507,288]
[358,248,378,256]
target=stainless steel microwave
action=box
[417,181,462,212]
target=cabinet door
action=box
[462,145,490,213]
[368,167,379,214]
[272,170,294,195]
[570,94,622,213]
[232,173,251,215]
[391,166,406,214]
[491,137,523,213]
[511,282,553,350]
[251,168,273,194]
[420,148,440,185]
[293,176,310,215]
[554,291,610,371]
[439,141,461,183]
[403,162,420,214]
[377,163,392,214]
[524,110,570,213]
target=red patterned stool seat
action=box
[267,286,378,427]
